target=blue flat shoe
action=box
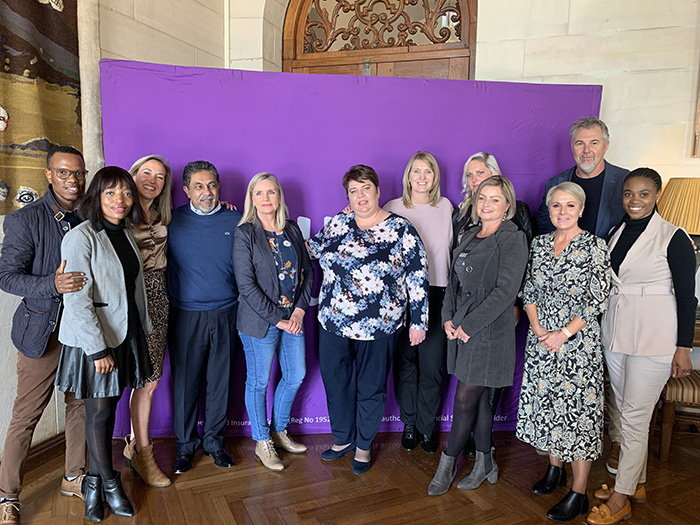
[351,459,371,475]
[321,444,354,461]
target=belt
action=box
[610,285,673,296]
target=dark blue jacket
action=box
[535,161,629,239]
[0,187,83,358]
[233,220,314,339]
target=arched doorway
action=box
[283,0,477,80]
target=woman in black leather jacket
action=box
[452,151,534,457]
[453,152,534,248]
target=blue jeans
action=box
[240,326,306,441]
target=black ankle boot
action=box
[546,489,589,522]
[532,463,567,495]
[82,475,104,522]
[102,472,134,517]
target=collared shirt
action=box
[189,201,222,216]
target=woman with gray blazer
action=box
[233,173,313,472]
[55,167,152,522]
[428,176,528,496]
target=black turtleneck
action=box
[101,219,139,310]
[610,212,697,348]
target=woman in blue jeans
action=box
[233,172,314,471]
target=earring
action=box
[579,214,582,218]
[503,212,508,220]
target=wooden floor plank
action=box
[13,431,700,524]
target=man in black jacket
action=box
[0,146,88,524]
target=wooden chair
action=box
[659,369,700,460]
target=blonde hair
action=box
[401,151,441,208]
[470,176,517,223]
[239,172,289,231]
[128,155,173,225]
[546,181,586,208]
[458,152,501,219]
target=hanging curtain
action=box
[0,0,81,215]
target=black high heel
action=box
[82,475,104,522]
[532,463,567,495]
[546,489,589,522]
[102,472,134,517]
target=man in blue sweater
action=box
[167,160,242,474]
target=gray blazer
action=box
[233,220,314,339]
[442,220,528,387]
[58,221,152,357]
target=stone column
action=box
[77,0,104,175]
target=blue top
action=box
[265,230,297,311]
[308,211,430,341]
[167,204,242,311]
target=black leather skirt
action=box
[55,313,153,399]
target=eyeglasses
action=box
[50,168,88,180]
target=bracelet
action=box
[561,327,573,338]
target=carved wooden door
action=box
[283,0,477,80]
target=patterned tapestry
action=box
[0,0,81,215]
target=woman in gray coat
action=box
[428,176,528,496]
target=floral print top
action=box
[308,212,430,340]
[265,230,297,309]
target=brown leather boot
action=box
[0,501,20,524]
[125,442,172,487]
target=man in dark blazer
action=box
[167,161,242,474]
[0,146,88,523]
[535,118,628,240]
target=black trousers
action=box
[394,286,447,435]
[318,327,399,451]
[169,305,237,455]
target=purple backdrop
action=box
[99,59,601,438]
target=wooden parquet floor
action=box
[16,431,700,524]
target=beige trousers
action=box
[604,349,672,495]
[0,332,86,500]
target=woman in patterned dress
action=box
[123,155,173,487]
[516,182,611,522]
[233,172,314,472]
[308,164,430,475]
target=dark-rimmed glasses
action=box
[50,168,88,180]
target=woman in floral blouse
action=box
[516,182,611,523]
[308,164,430,475]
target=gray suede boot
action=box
[427,452,457,496]
[456,450,498,490]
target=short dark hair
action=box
[342,164,379,194]
[183,161,219,188]
[624,167,662,193]
[78,166,142,225]
[47,145,84,167]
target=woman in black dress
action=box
[55,167,152,522]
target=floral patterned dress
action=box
[308,211,429,340]
[516,231,611,462]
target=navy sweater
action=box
[167,205,242,311]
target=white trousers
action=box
[604,349,672,495]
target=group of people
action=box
[0,116,695,525]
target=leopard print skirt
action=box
[144,270,168,382]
